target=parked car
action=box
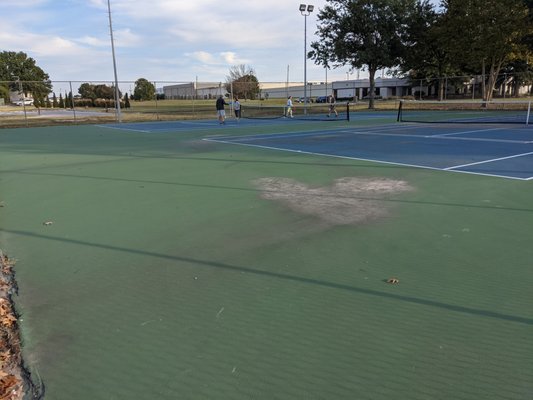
[14,98,34,106]
[315,96,328,103]
[297,97,314,103]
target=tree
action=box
[309,0,418,109]
[224,65,260,100]
[67,91,74,108]
[94,84,115,99]
[52,93,58,108]
[58,93,65,108]
[124,93,131,108]
[0,51,52,101]
[0,85,9,103]
[78,83,97,101]
[133,78,155,101]
[399,1,459,100]
[441,0,530,101]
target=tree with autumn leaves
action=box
[310,0,533,107]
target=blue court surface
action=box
[204,123,533,180]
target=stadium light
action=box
[300,4,314,114]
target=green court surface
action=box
[0,118,532,399]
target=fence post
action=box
[69,81,77,123]
[154,81,159,121]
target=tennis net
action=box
[241,103,350,121]
[397,100,533,125]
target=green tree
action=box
[52,93,58,108]
[58,93,65,108]
[133,78,156,101]
[124,93,131,108]
[0,85,9,103]
[399,1,458,100]
[224,65,260,100]
[309,0,418,109]
[441,0,530,101]
[67,91,74,108]
[78,83,97,101]
[94,84,115,99]
[0,51,52,101]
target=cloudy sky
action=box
[1,0,440,87]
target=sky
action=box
[0,0,440,89]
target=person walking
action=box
[328,95,338,118]
[286,96,294,118]
[216,95,229,124]
[233,96,241,120]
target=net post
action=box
[527,101,531,126]
[397,100,403,122]
[346,102,350,121]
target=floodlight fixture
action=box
[299,4,306,12]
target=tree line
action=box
[310,0,533,108]
[0,52,159,106]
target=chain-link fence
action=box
[1,74,532,128]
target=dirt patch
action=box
[253,177,414,226]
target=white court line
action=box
[338,129,530,144]
[209,127,351,142]
[445,151,533,170]
[430,127,505,137]
[203,138,530,180]
[210,125,531,145]
[96,121,219,132]
[96,124,152,133]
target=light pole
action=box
[300,4,314,114]
[107,0,122,122]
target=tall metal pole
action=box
[304,12,308,114]
[300,4,314,115]
[107,0,122,122]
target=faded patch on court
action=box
[253,177,414,225]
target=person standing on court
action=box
[233,96,241,120]
[286,96,294,118]
[328,95,338,118]
[216,95,229,124]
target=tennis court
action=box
[0,113,532,399]
[205,123,533,180]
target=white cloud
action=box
[113,29,142,47]
[0,0,406,82]
[77,36,108,47]
[189,51,215,64]
[185,51,249,67]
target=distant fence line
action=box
[2,72,533,103]
[2,73,533,128]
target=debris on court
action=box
[42,221,53,226]
[0,252,24,399]
[387,278,400,284]
[0,251,41,400]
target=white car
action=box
[14,99,34,106]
